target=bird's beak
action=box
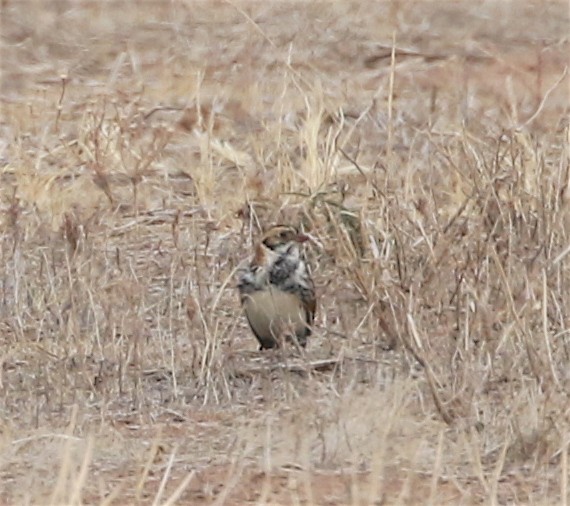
[297,232,323,249]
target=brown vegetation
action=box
[1,1,569,504]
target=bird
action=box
[237,225,316,350]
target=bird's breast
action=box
[242,286,307,339]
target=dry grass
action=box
[1,0,569,504]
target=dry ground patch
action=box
[1,0,569,504]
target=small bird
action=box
[237,225,316,350]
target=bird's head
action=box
[261,225,308,252]
[261,225,309,254]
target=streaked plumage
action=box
[238,225,316,350]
